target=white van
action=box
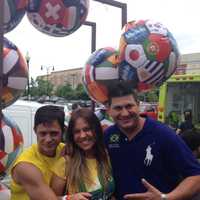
[3,100,43,149]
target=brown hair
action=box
[66,108,111,193]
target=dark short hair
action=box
[181,129,200,151]
[34,105,65,131]
[107,83,139,106]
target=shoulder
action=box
[104,124,119,135]
[57,143,65,150]
[12,144,46,176]
[12,162,44,186]
[104,125,120,141]
[13,144,37,165]
[143,117,180,143]
[56,143,65,156]
[146,117,176,134]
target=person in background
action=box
[181,129,200,159]
[180,129,200,200]
[167,110,180,131]
[10,105,65,200]
[71,102,81,111]
[104,83,200,200]
[176,109,194,134]
[51,108,115,200]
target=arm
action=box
[50,157,92,200]
[50,173,66,196]
[12,162,58,200]
[167,175,200,200]
[51,173,92,200]
[124,177,200,200]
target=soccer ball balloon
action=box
[95,108,113,131]
[27,0,89,37]
[82,47,120,104]
[119,19,180,92]
[3,0,27,33]
[2,37,28,108]
[0,113,23,177]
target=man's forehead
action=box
[36,120,61,129]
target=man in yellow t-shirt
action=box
[10,105,65,200]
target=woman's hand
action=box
[68,192,92,200]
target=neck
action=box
[84,149,95,159]
[121,117,145,141]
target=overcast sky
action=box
[5,0,200,78]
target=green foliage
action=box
[166,111,180,129]
[74,84,90,100]
[36,77,54,96]
[55,83,89,100]
[23,77,53,97]
[23,78,89,100]
[138,88,159,102]
[55,83,74,99]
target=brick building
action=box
[37,53,200,90]
[38,67,83,89]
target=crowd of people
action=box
[6,85,200,200]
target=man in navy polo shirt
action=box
[104,84,200,200]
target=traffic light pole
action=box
[93,0,127,27]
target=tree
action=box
[55,83,90,100]
[138,88,159,102]
[36,78,53,96]
[23,77,53,98]
[29,77,39,97]
[74,84,90,100]
[55,83,74,99]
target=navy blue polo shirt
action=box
[104,117,200,200]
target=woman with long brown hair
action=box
[51,108,115,200]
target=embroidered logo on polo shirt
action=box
[144,145,154,166]
[110,134,119,143]
[108,134,120,149]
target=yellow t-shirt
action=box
[10,143,64,200]
[52,156,115,199]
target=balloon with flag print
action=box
[82,47,120,104]
[2,37,28,108]
[0,113,23,178]
[95,107,113,131]
[119,19,180,92]
[26,0,89,37]
[3,0,27,33]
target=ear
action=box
[106,107,112,117]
